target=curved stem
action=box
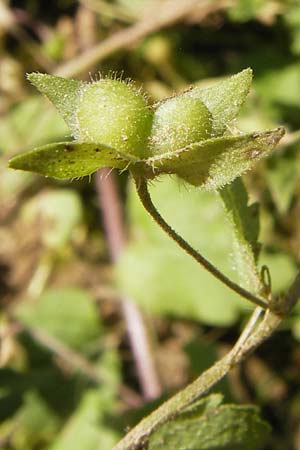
[134,176,268,310]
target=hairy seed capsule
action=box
[150,96,213,155]
[75,79,153,158]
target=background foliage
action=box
[0,1,300,449]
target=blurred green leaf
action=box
[228,0,268,22]
[16,288,101,350]
[12,390,60,449]
[21,189,83,249]
[255,63,300,121]
[43,33,66,60]
[184,341,217,377]
[266,146,299,214]
[50,388,119,450]
[284,2,300,55]
[0,169,32,205]
[292,303,300,341]
[0,97,68,155]
[49,350,121,450]
[149,394,271,450]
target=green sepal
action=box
[9,141,136,179]
[187,68,253,136]
[27,73,84,136]
[9,128,285,184]
[220,178,260,261]
[146,127,285,189]
[219,178,262,294]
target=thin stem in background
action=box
[1,3,54,70]
[5,321,143,409]
[134,177,269,310]
[54,0,229,77]
[95,168,162,400]
[75,3,162,402]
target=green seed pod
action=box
[150,95,213,155]
[75,79,153,158]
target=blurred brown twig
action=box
[54,0,230,77]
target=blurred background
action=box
[0,0,300,449]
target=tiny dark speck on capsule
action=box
[95,148,100,152]
[64,145,74,152]
[69,161,75,164]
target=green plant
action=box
[9,68,299,450]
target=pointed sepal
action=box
[27,73,84,136]
[146,127,285,189]
[187,68,253,136]
[9,141,135,179]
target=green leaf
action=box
[219,178,262,293]
[49,388,120,450]
[16,390,60,447]
[0,96,68,155]
[27,73,84,136]
[228,0,267,22]
[118,177,251,326]
[9,141,134,179]
[21,189,83,249]
[254,63,300,111]
[15,288,101,350]
[149,394,271,450]
[266,148,298,214]
[187,68,253,136]
[49,351,121,450]
[148,128,284,189]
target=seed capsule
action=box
[75,79,153,158]
[150,95,213,155]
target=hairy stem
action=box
[112,274,300,450]
[111,312,273,450]
[134,176,268,309]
